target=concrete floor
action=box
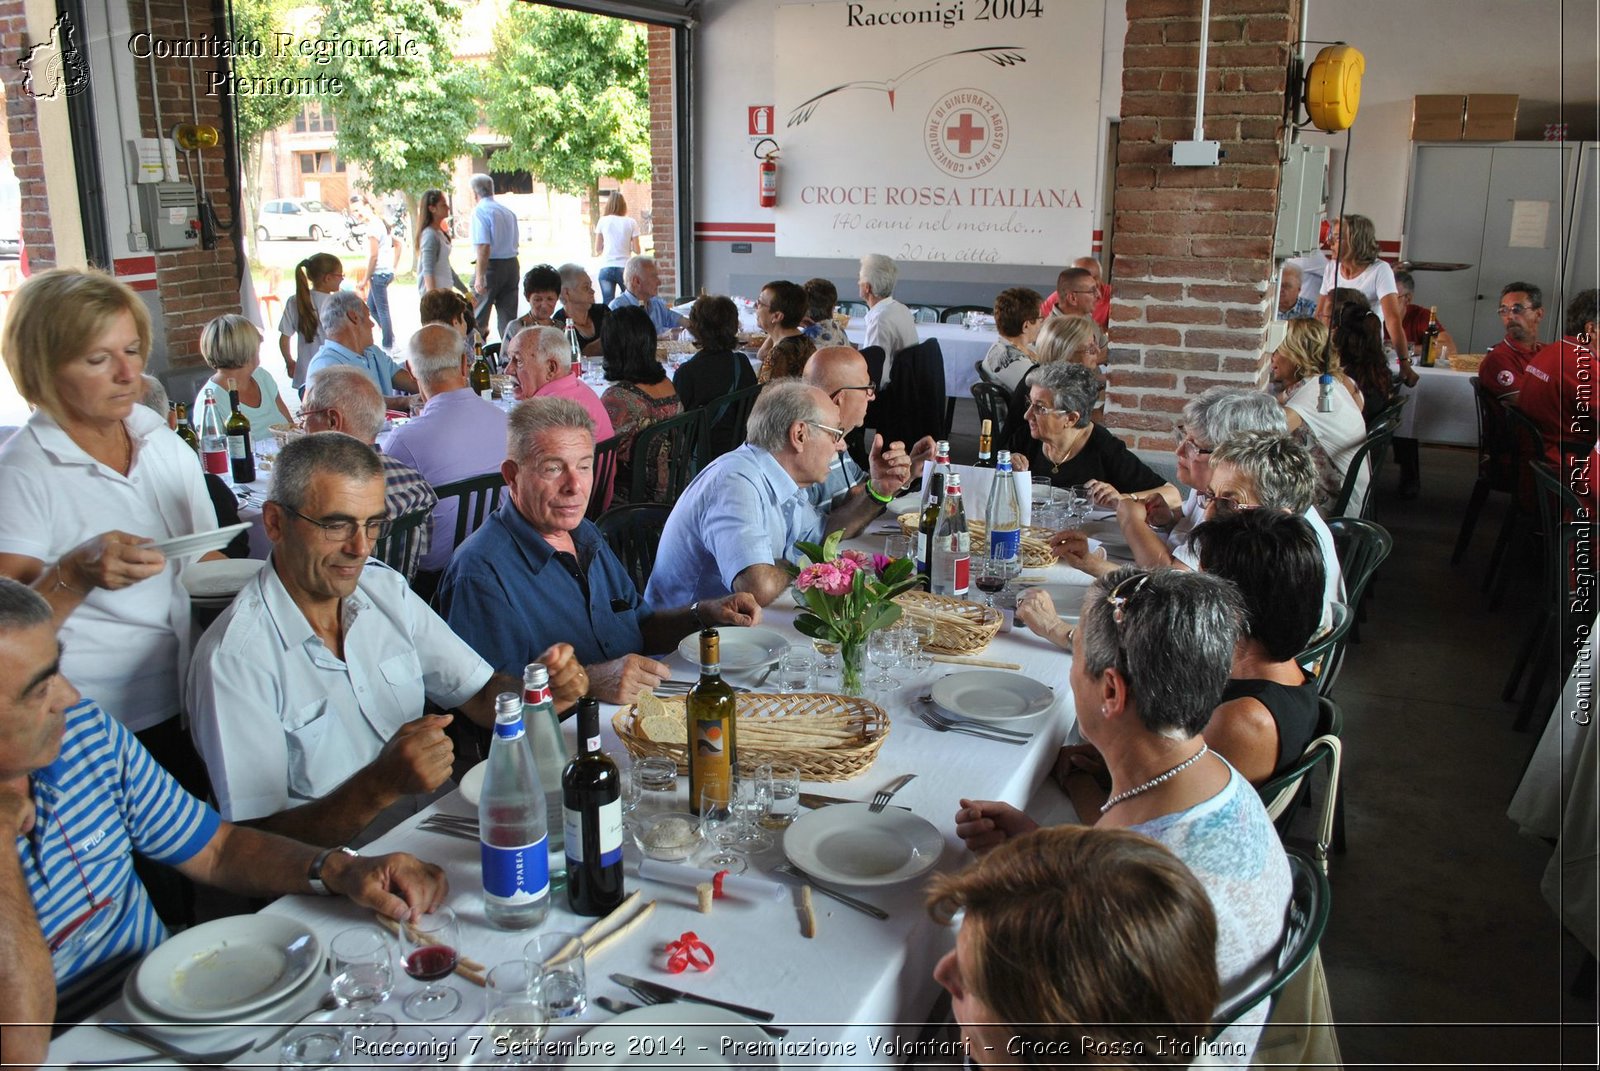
[940,401,1599,1066]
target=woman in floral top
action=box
[601,305,682,503]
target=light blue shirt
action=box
[471,196,520,259]
[645,444,821,608]
[609,290,683,332]
[305,339,403,396]
[805,450,862,514]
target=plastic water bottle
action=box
[986,451,1022,567]
[524,663,568,853]
[480,692,550,930]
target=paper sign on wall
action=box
[1508,199,1550,249]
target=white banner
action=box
[774,0,1103,267]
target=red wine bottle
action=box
[563,697,625,916]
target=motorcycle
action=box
[342,213,367,253]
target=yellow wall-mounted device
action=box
[1305,44,1364,131]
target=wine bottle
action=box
[986,451,1021,567]
[686,629,738,815]
[917,440,951,584]
[224,377,255,484]
[930,474,971,597]
[166,400,179,432]
[175,403,200,454]
[563,697,625,917]
[480,692,550,930]
[565,320,582,379]
[976,419,994,467]
[523,663,568,853]
[471,344,493,397]
[1420,306,1440,367]
[198,389,229,477]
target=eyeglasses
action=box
[294,407,333,430]
[1024,400,1070,418]
[45,812,115,955]
[1070,288,1099,296]
[806,420,846,444]
[1497,303,1535,316]
[829,384,875,402]
[1196,488,1260,515]
[1173,425,1214,456]
[279,504,390,543]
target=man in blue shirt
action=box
[470,173,521,342]
[304,291,418,398]
[435,398,759,705]
[608,255,684,334]
[0,578,448,1065]
[646,380,844,610]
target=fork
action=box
[620,985,789,1039]
[917,698,1034,740]
[870,772,916,813]
[653,680,751,694]
[918,710,1029,745]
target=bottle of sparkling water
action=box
[480,692,549,930]
[986,451,1022,568]
[524,663,568,853]
[931,474,970,597]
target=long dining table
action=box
[47,514,1099,1069]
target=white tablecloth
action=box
[844,322,997,401]
[47,545,1096,1068]
[1410,364,1477,447]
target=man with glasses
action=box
[800,347,935,539]
[1039,264,1102,321]
[647,381,847,609]
[0,577,448,1063]
[186,433,584,848]
[1479,282,1545,397]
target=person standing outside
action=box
[593,192,640,306]
[354,194,400,351]
[469,174,520,342]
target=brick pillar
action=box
[646,24,677,297]
[1109,0,1298,450]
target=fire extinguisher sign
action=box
[749,106,774,137]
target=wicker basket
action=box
[895,590,1001,654]
[1443,353,1483,374]
[897,513,1056,568]
[269,423,305,450]
[611,692,889,782]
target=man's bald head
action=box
[802,346,874,432]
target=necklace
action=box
[1100,743,1209,814]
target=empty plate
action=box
[568,1003,771,1068]
[150,522,251,561]
[783,803,943,887]
[133,915,321,1020]
[930,671,1054,724]
[676,626,788,673]
[181,558,264,600]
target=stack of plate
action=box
[182,558,264,612]
[116,916,327,1045]
[675,626,789,682]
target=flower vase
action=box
[839,638,867,697]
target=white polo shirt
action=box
[0,406,216,731]
[185,558,491,824]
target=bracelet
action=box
[865,479,895,504]
[52,569,89,598]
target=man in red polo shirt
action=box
[1479,281,1547,397]
[1517,289,1597,468]
[1393,270,1458,359]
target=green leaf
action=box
[792,617,837,642]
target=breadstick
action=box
[373,913,486,985]
[585,901,656,961]
[798,886,817,939]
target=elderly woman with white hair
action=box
[194,313,293,439]
[550,262,608,355]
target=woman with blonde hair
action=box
[1271,316,1369,513]
[277,251,343,390]
[195,314,292,439]
[929,824,1220,1066]
[0,268,218,771]
[1314,213,1407,355]
[593,191,641,306]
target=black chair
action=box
[587,433,622,520]
[1211,849,1331,1033]
[629,406,708,504]
[939,304,990,324]
[481,341,503,372]
[1328,418,1396,519]
[595,502,672,595]
[837,300,869,317]
[1453,377,1521,565]
[1296,602,1353,699]
[868,338,947,447]
[1326,517,1393,634]
[1505,461,1586,729]
[432,470,507,552]
[1257,697,1343,871]
[972,358,996,386]
[971,381,1011,438]
[1484,404,1547,609]
[372,504,433,580]
[697,383,762,467]
[906,302,942,324]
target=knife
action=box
[799,792,910,811]
[97,1022,254,1066]
[610,973,776,1022]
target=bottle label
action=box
[988,528,1021,561]
[694,719,728,761]
[481,835,550,902]
[228,434,248,460]
[524,684,552,707]
[562,800,623,867]
[952,553,970,596]
[494,715,526,741]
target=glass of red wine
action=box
[400,906,461,1021]
[973,556,1008,608]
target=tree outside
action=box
[231,0,307,260]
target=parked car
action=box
[0,161,20,259]
[256,198,348,241]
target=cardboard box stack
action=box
[1411,95,1465,140]
[1464,94,1519,140]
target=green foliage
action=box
[231,0,305,150]
[315,0,477,199]
[480,6,650,203]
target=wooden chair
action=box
[939,304,990,324]
[629,406,708,504]
[432,470,507,552]
[588,434,621,520]
[595,502,672,595]
[1257,698,1344,871]
[1211,849,1332,1033]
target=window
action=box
[297,152,344,175]
[294,102,338,133]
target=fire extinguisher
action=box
[755,138,779,208]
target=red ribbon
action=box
[664,931,714,974]
[712,869,730,898]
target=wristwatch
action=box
[307,845,358,896]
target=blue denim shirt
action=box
[608,291,683,333]
[436,500,653,673]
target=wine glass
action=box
[328,925,396,1040]
[697,783,747,872]
[399,907,461,1021]
[484,959,548,1064]
[759,761,802,830]
[732,761,774,852]
[868,627,901,691]
[973,556,1008,609]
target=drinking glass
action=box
[328,925,396,1039]
[759,761,802,830]
[399,906,460,1021]
[1065,485,1092,528]
[775,646,814,693]
[279,1025,345,1070]
[697,783,746,871]
[812,638,842,690]
[905,617,936,672]
[732,761,774,851]
[883,533,916,561]
[619,758,645,826]
[525,932,587,1020]
[581,356,604,386]
[868,628,901,691]
[484,959,548,1063]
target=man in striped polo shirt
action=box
[0,579,448,1066]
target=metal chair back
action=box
[595,502,673,596]
[629,406,708,504]
[432,470,507,552]
[1212,848,1332,1031]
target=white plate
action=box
[117,951,328,1045]
[676,626,788,673]
[1079,519,1132,556]
[783,802,943,887]
[1025,581,1094,625]
[181,557,264,599]
[458,760,487,806]
[930,670,1054,724]
[568,1003,774,1068]
[887,493,922,516]
[133,915,322,1021]
[149,522,251,561]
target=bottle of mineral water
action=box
[480,692,549,930]
[931,474,970,597]
[986,451,1022,569]
[524,662,568,853]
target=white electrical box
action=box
[1275,143,1329,258]
[136,183,199,251]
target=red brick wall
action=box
[1,1,57,269]
[1109,0,1298,449]
[646,24,677,297]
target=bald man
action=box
[801,346,936,538]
